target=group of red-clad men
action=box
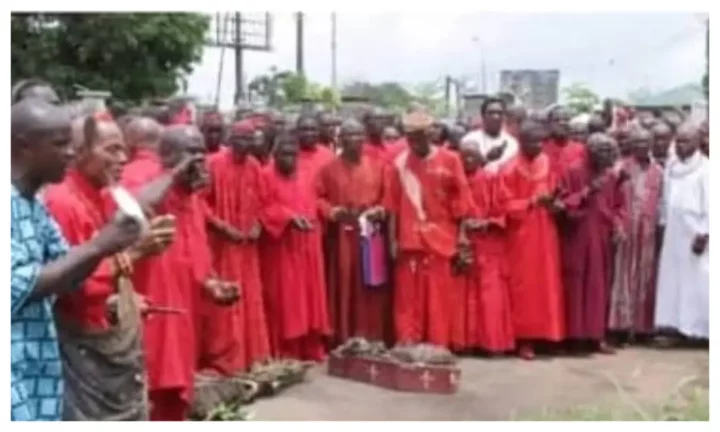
[13,80,706,421]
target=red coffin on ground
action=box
[327,354,460,394]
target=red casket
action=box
[327,354,460,394]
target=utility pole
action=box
[234,12,244,104]
[331,12,337,93]
[296,12,305,76]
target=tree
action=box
[249,68,339,110]
[341,81,414,110]
[11,13,209,102]
[561,83,601,114]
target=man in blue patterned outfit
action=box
[11,98,143,421]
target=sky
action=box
[187,12,708,109]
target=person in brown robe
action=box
[607,128,663,345]
[557,133,627,354]
[317,119,389,345]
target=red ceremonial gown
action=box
[558,164,626,340]
[298,144,334,185]
[317,155,390,345]
[203,151,271,373]
[499,153,565,341]
[384,147,472,347]
[543,138,587,177]
[122,157,213,421]
[452,169,515,353]
[259,164,331,361]
[44,169,116,330]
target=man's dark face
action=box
[24,125,74,184]
[339,127,365,158]
[275,142,298,175]
[167,134,208,191]
[674,130,699,161]
[296,119,319,149]
[407,130,431,157]
[549,109,571,140]
[365,115,386,138]
[631,136,651,161]
[589,142,616,170]
[228,132,254,160]
[77,121,128,186]
[569,124,589,144]
[651,127,672,160]
[482,101,505,136]
[429,123,445,145]
[519,126,545,159]
[203,125,224,150]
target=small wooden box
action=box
[327,354,460,394]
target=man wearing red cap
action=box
[383,111,473,347]
[202,119,271,373]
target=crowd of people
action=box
[11,78,709,422]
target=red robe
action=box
[362,139,394,165]
[298,144,334,186]
[203,151,271,373]
[259,164,331,361]
[317,155,390,345]
[558,164,626,340]
[122,158,213,421]
[451,169,515,353]
[384,148,472,347]
[44,169,117,330]
[499,153,565,341]
[543,138,587,177]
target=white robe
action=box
[461,129,518,173]
[655,151,709,338]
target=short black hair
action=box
[480,96,506,116]
[11,78,53,104]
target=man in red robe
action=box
[316,111,341,150]
[543,106,587,176]
[203,120,271,373]
[362,107,395,164]
[317,119,389,346]
[44,112,175,420]
[558,132,626,354]
[383,111,473,347]
[200,110,225,154]
[499,119,566,360]
[453,141,515,354]
[295,115,334,184]
[608,128,662,344]
[259,132,331,361]
[122,125,240,421]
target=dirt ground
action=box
[251,347,708,421]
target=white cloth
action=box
[460,129,518,173]
[655,151,709,338]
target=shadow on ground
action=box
[251,347,708,421]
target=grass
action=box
[512,363,709,421]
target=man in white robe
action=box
[655,123,709,339]
[461,97,519,173]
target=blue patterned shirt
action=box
[11,185,69,421]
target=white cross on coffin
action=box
[368,364,379,382]
[449,372,458,388]
[420,370,435,390]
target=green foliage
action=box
[11,13,209,102]
[341,80,445,115]
[249,68,340,110]
[562,82,601,115]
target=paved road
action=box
[251,347,708,421]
